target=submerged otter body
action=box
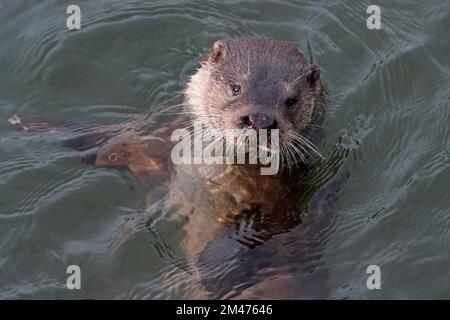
[10,38,342,299]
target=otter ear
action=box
[307,64,320,86]
[208,40,228,64]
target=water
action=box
[0,0,449,299]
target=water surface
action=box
[0,0,449,299]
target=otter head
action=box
[185,38,321,150]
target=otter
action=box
[185,38,321,148]
[10,38,344,299]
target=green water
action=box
[0,0,449,299]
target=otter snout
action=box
[239,113,278,130]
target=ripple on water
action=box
[1,0,449,299]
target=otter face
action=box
[185,38,321,150]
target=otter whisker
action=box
[290,132,324,160]
[299,137,323,160]
[304,123,328,129]
[289,137,316,161]
[281,143,295,173]
[286,139,307,167]
[280,145,287,172]
[283,131,319,166]
[286,145,296,171]
[287,72,307,90]
[286,144,299,172]
[289,139,311,166]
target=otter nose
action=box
[241,114,277,130]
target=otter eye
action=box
[231,84,241,96]
[285,98,298,109]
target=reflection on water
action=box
[0,0,449,299]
